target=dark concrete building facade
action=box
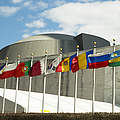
[74,33,110,51]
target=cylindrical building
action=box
[0,33,110,60]
[0,33,117,113]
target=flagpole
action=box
[112,39,116,113]
[42,50,47,113]
[14,55,20,113]
[2,57,8,113]
[92,41,96,113]
[74,45,79,113]
[27,53,34,113]
[57,48,62,113]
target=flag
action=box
[76,50,93,70]
[108,49,120,67]
[14,61,31,78]
[47,57,60,74]
[110,49,120,60]
[109,57,120,67]
[56,57,69,72]
[0,63,6,74]
[88,54,110,69]
[29,59,44,77]
[0,63,17,79]
[70,50,93,72]
[69,53,77,71]
[71,56,79,72]
[86,50,94,69]
[56,53,77,72]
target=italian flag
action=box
[14,61,31,78]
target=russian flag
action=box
[88,53,111,69]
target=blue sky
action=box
[0,0,119,49]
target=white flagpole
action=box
[92,41,96,113]
[27,53,34,113]
[2,57,8,113]
[74,45,79,113]
[112,39,116,113]
[14,55,20,113]
[57,48,62,113]
[42,50,47,113]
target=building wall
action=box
[74,33,110,51]
[0,34,117,113]
[0,45,120,109]
[0,96,24,113]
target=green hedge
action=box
[0,113,120,120]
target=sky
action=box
[0,0,120,49]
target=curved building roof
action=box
[0,33,76,60]
[16,33,74,43]
[0,33,110,60]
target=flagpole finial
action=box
[93,41,96,45]
[60,48,62,51]
[45,50,48,54]
[93,41,96,47]
[113,38,115,42]
[113,39,115,46]
[59,48,62,54]
[31,53,34,56]
[6,56,8,60]
[77,45,79,49]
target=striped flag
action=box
[109,49,120,67]
[0,63,17,79]
[77,50,93,70]
[56,53,77,72]
[88,53,110,69]
[71,50,93,72]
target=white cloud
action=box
[22,33,31,38]
[76,0,94,2]
[0,6,20,16]
[24,1,32,7]
[32,29,69,36]
[36,1,48,9]
[24,1,48,10]
[12,0,23,4]
[42,1,120,44]
[32,30,41,34]
[54,0,66,6]
[25,19,46,28]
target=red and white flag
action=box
[0,63,17,79]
